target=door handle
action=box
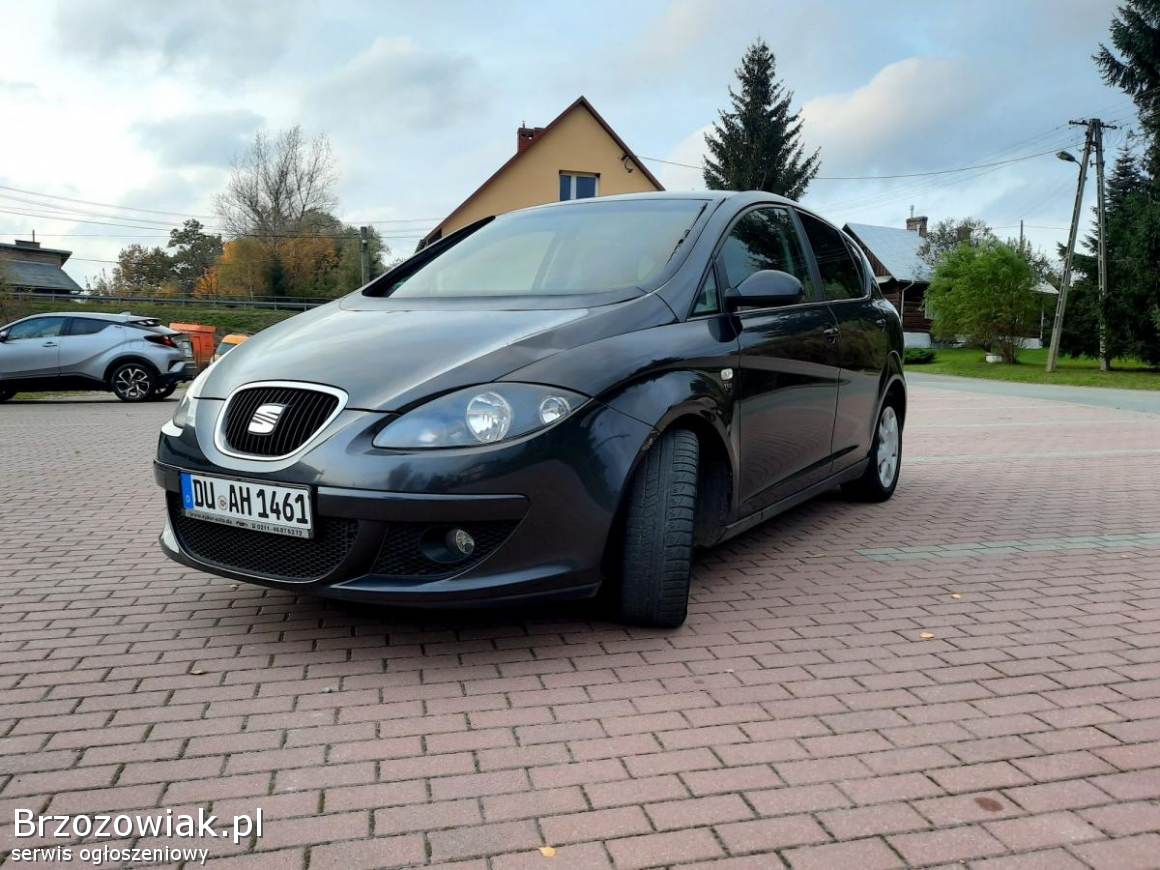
[42,341,58,347]
[822,327,839,344]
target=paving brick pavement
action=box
[1,382,1159,869]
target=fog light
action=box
[448,528,475,557]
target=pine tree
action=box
[1063,150,1145,359]
[1095,0,1160,176]
[1063,147,1160,363]
[703,39,820,198]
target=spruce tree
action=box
[703,39,820,198]
[1095,0,1160,176]
[1062,149,1149,360]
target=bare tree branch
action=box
[216,126,338,243]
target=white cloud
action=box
[801,57,985,176]
[53,0,308,86]
[308,37,483,135]
[134,110,265,168]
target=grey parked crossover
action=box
[0,312,195,402]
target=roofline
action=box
[0,241,72,262]
[843,222,930,285]
[421,96,665,246]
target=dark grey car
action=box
[156,192,905,627]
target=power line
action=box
[638,143,1077,181]
[0,183,439,226]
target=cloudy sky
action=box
[0,0,1137,286]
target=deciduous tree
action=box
[926,242,1040,363]
[112,244,174,295]
[917,218,996,269]
[217,126,338,239]
[167,220,223,297]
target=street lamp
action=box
[1056,150,1078,164]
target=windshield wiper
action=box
[666,203,707,263]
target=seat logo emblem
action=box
[248,403,286,435]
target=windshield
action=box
[216,340,237,356]
[390,199,707,298]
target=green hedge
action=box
[904,347,937,365]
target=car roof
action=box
[16,311,171,325]
[506,189,801,218]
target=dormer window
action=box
[559,172,599,200]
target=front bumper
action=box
[154,399,656,607]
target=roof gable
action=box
[422,96,663,246]
[844,222,930,283]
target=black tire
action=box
[0,386,14,403]
[150,383,177,401]
[109,362,157,402]
[614,428,699,628]
[843,396,902,502]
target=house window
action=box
[560,173,599,201]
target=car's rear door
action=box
[725,206,842,515]
[59,317,120,376]
[0,316,66,379]
[796,212,891,473]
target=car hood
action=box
[198,295,673,411]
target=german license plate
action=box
[180,473,313,539]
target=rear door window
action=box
[797,212,864,301]
[66,318,110,336]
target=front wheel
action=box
[843,399,902,502]
[613,428,699,628]
[110,363,157,402]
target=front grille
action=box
[372,520,518,579]
[169,493,359,582]
[222,385,340,457]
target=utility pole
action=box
[1046,120,1095,373]
[359,225,371,286]
[1093,122,1110,371]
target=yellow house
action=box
[420,96,663,248]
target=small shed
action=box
[0,239,84,294]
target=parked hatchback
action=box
[0,312,196,402]
[156,192,905,627]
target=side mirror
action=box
[726,270,805,311]
[0,330,8,343]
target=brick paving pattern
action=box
[1,383,1159,869]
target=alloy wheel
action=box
[115,366,152,400]
[876,406,900,488]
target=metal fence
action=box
[9,291,329,311]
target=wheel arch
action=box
[103,355,160,386]
[600,383,737,582]
[879,351,907,428]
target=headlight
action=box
[373,383,587,449]
[168,367,210,430]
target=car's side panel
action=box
[0,316,69,379]
[733,303,842,511]
[58,321,124,376]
